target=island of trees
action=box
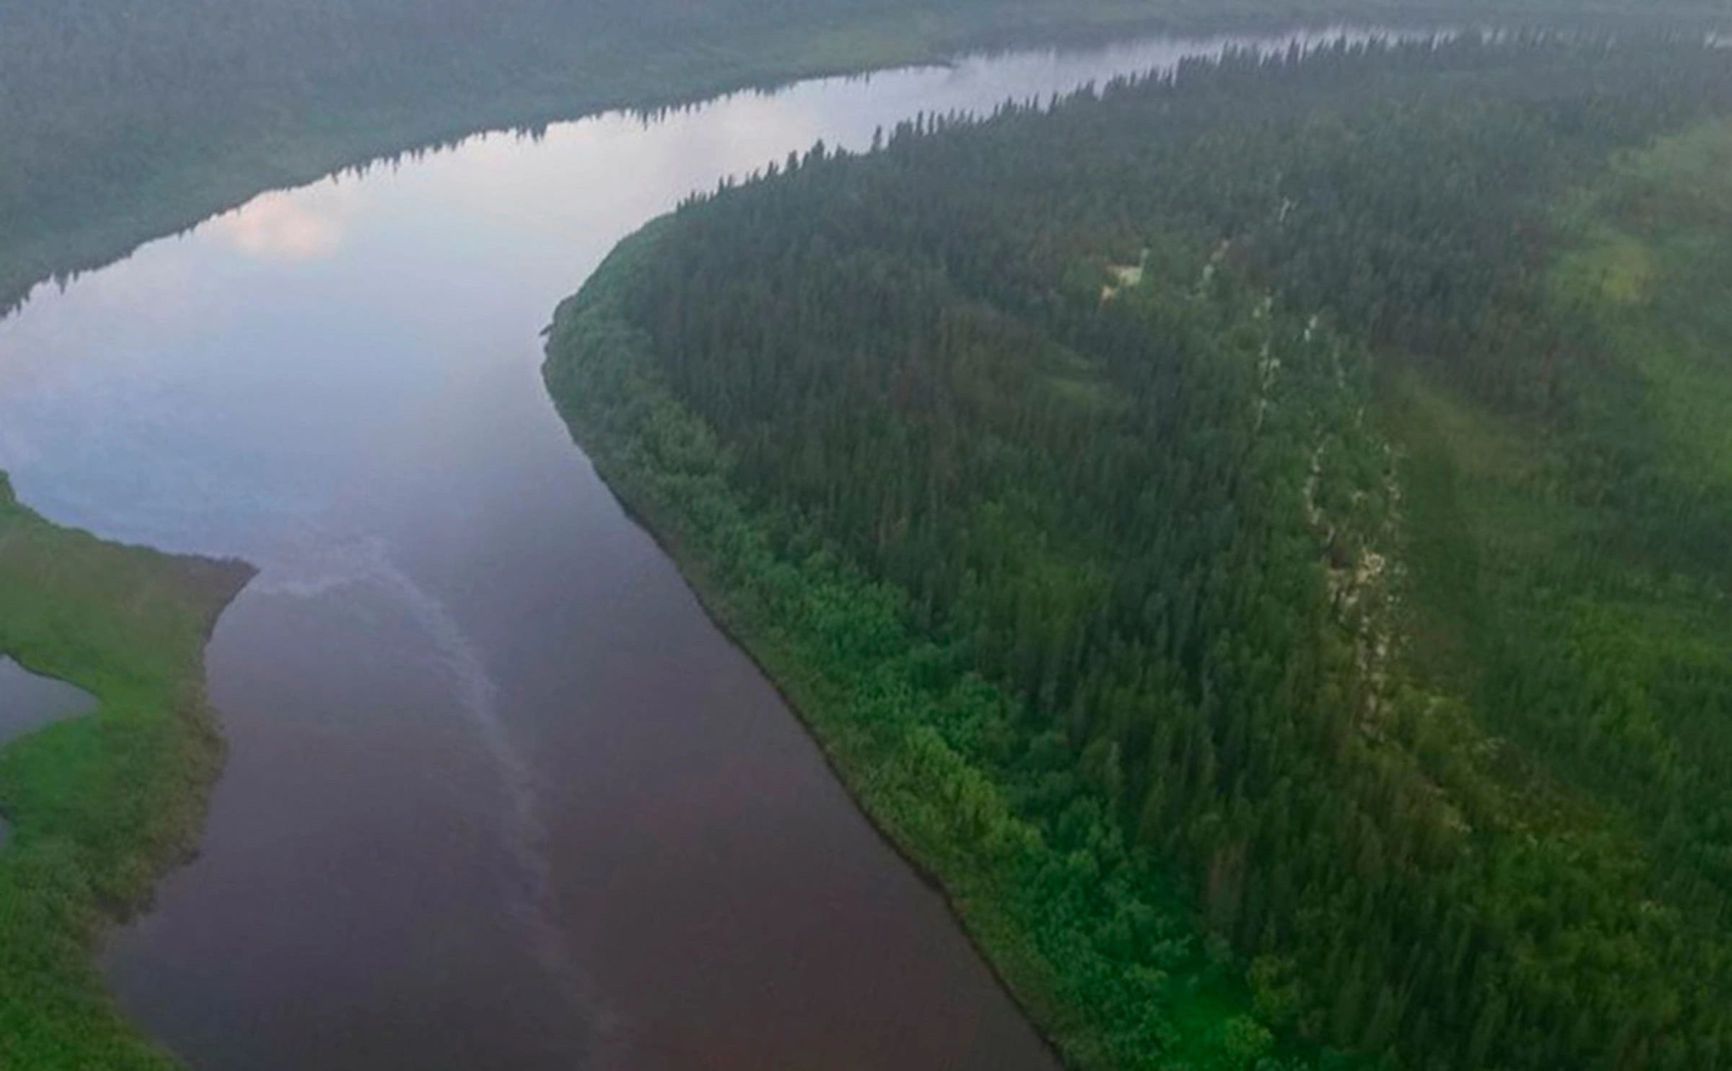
[547,31,1732,1069]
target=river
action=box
[0,657,92,742]
[0,26,1394,1071]
[0,657,94,848]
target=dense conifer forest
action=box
[0,0,1338,311]
[547,33,1732,1069]
[3,0,1725,315]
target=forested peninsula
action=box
[546,33,1732,1070]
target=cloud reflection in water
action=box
[211,188,357,261]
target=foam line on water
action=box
[257,535,603,1034]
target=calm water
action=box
[0,27,1391,1071]
[0,656,92,743]
[0,657,93,846]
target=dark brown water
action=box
[0,28,1389,1071]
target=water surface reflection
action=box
[0,657,94,847]
[0,25,1407,1071]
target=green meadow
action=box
[0,479,251,1069]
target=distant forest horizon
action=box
[3,0,1725,312]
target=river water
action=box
[0,657,94,847]
[0,27,1391,1071]
[0,657,92,742]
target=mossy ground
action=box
[0,478,251,1069]
[1383,116,1732,943]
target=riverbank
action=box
[0,9,1334,1066]
[543,236,1269,1070]
[3,8,1718,1060]
[0,0,1205,311]
[541,33,1732,1068]
[0,478,252,1069]
[9,34,1332,1067]
[3,27,1307,1065]
[5,0,1718,316]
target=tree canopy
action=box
[547,32,1732,1070]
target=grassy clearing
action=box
[1384,116,1732,964]
[0,477,252,1070]
[1555,120,1732,490]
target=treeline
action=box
[547,34,1732,1070]
[3,0,1726,315]
[0,0,1408,310]
[4,0,1119,311]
